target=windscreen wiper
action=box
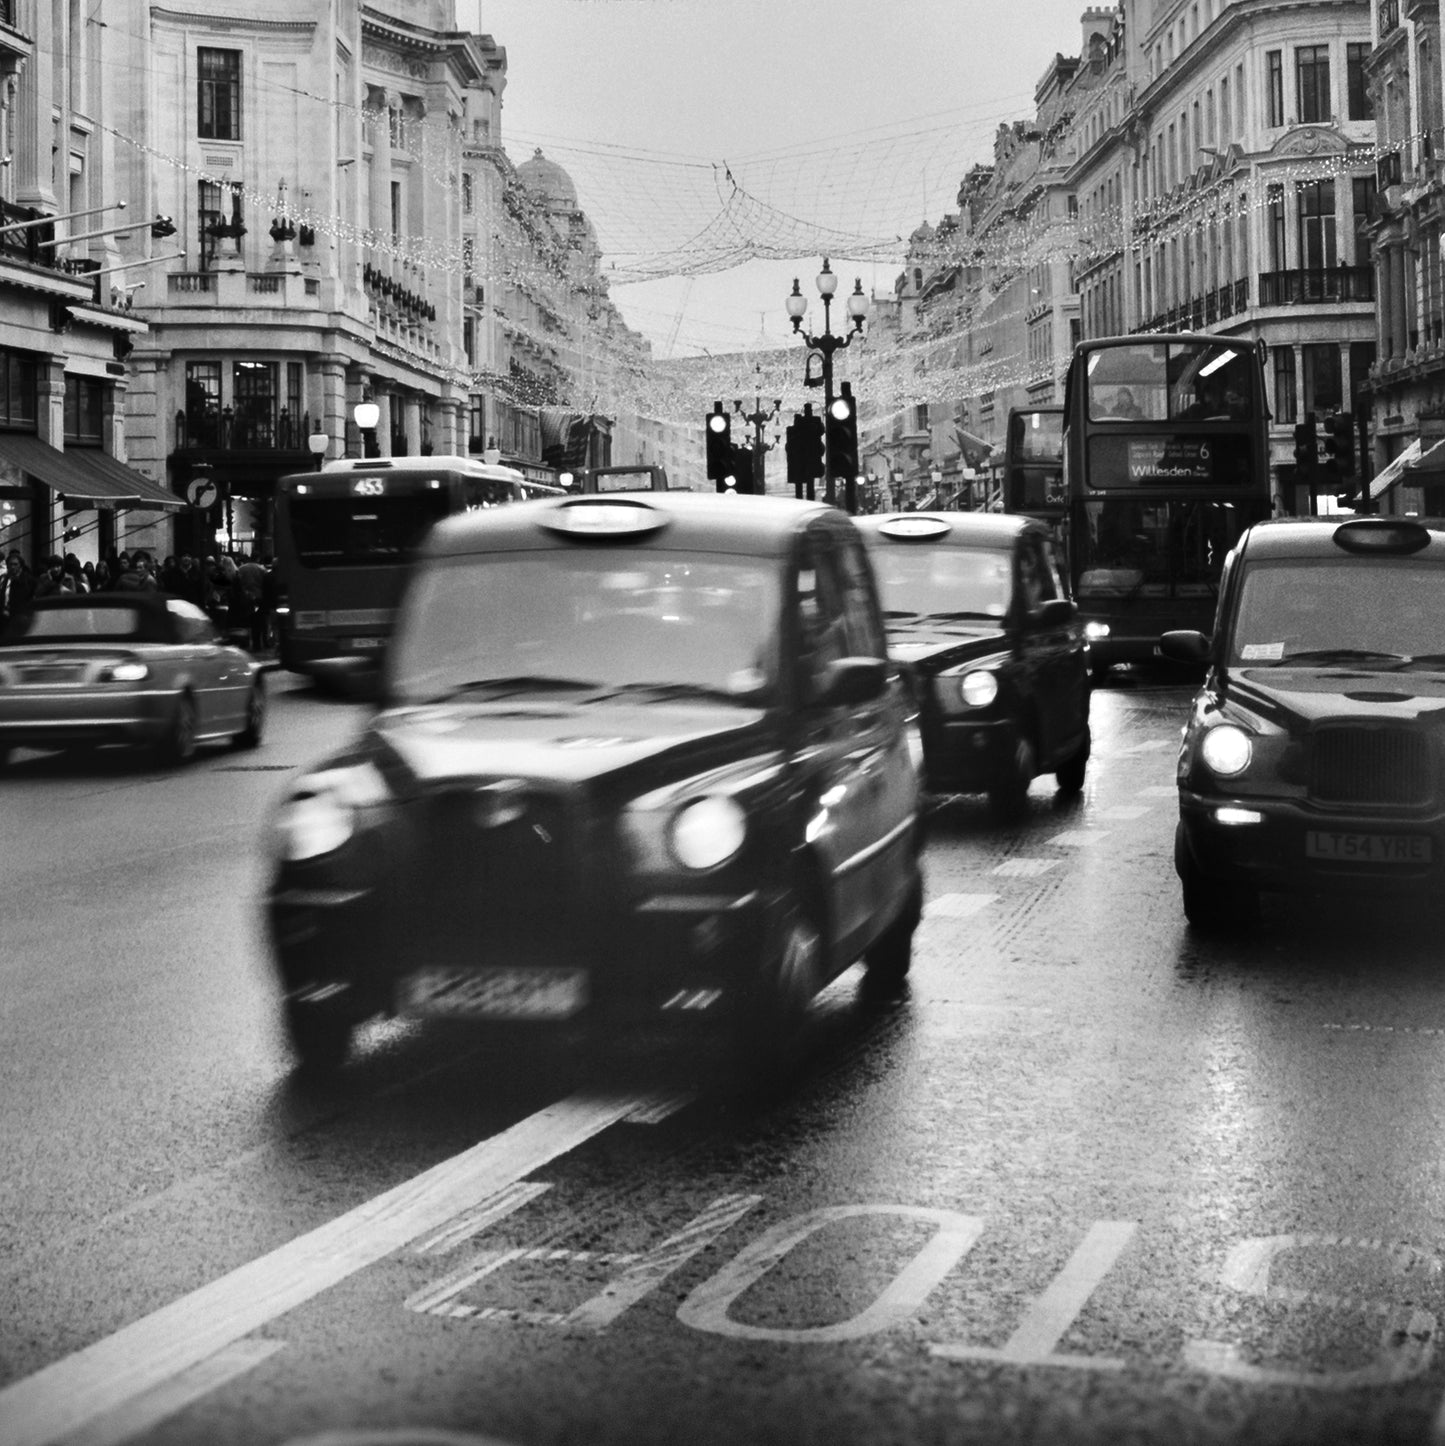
[1280,649,1408,665]
[590,681,748,704]
[431,675,603,701]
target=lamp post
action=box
[786,257,868,511]
[353,398,380,459]
[308,426,329,472]
[734,364,781,495]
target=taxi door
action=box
[1014,530,1087,759]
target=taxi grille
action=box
[409,790,584,967]
[1308,726,1432,808]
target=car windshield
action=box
[0,604,156,643]
[867,544,1012,622]
[388,549,781,704]
[1228,557,1445,667]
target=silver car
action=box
[0,593,265,767]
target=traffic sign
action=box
[186,477,219,509]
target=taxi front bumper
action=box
[921,714,1018,792]
[1178,789,1445,896]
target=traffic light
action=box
[826,382,859,489]
[150,215,177,238]
[705,402,732,489]
[1292,414,1319,476]
[1323,412,1356,502]
[730,443,756,495]
[786,405,824,499]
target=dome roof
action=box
[517,148,578,208]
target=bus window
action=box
[285,491,449,566]
[1168,341,1255,421]
[1086,344,1169,423]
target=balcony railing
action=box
[175,406,314,453]
[1257,266,1375,306]
[1139,280,1249,335]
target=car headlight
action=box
[1199,724,1252,777]
[669,796,747,871]
[99,661,148,682]
[959,670,999,708]
[273,762,389,862]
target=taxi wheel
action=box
[233,682,266,750]
[739,895,822,1093]
[989,730,1037,817]
[1055,726,1091,793]
[1177,826,1259,931]
[158,695,198,767]
[284,998,352,1074]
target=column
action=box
[403,394,422,456]
[1390,243,1410,360]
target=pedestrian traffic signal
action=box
[1292,415,1319,475]
[706,403,732,487]
[730,443,756,495]
[786,405,824,499]
[826,382,859,488]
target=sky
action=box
[472,0,1098,362]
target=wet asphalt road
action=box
[3,668,1445,1446]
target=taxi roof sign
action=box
[540,499,668,538]
[878,516,953,541]
[1331,517,1431,555]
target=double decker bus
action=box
[1057,333,1272,677]
[1003,405,1066,519]
[273,454,563,677]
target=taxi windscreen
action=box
[388,550,781,703]
[1227,558,1445,667]
[868,545,1012,621]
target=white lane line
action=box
[1114,740,1170,756]
[51,1341,284,1446]
[924,893,998,920]
[411,1180,552,1257]
[990,860,1059,878]
[1047,831,1110,848]
[0,1091,643,1446]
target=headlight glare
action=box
[669,796,747,871]
[101,661,148,682]
[273,762,388,862]
[959,670,998,707]
[1200,724,1252,777]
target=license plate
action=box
[402,967,587,1020]
[1305,831,1432,865]
[21,666,81,683]
[349,637,384,651]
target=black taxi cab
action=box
[1161,515,1445,928]
[854,512,1091,814]
[264,492,924,1080]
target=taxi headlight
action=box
[669,796,747,871]
[1199,724,1252,777]
[273,762,389,862]
[959,670,999,708]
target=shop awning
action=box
[1368,437,1423,501]
[0,431,184,511]
[1405,438,1445,475]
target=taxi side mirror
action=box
[811,656,888,708]
[1160,629,1211,664]
[1037,598,1076,628]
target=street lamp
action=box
[307,426,329,472]
[353,398,380,459]
[734,364,781,495]
[786,257,868,511]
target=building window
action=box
[1296,45,1331,125]
[464,317,476,367]
[286,362,303,447]
[462,173,474,215]
[197,48,241,141]
[391,181,402,244]
[1267,184,1286,270]
[1346,43,1373,121]
[1297,179,1337,269]
[469,397,486,449]
[1352,175,1377,266]
[1301,343,1342,416]
[63,375,103,445]
[1272,346,1297,426]
[1266,50,1284,127]
[198,180,224,269]
[1349,341,1377,406]
[232,360,278,448]
[184,361,221,446]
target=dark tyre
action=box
[233,681,267,750]
[989,727,1037,818]
[284,997,353,1074]
[1055,725,1091,793]
[862,877,922,998]
[1176,823,1258,931]
[735,894,823,1096]
[158,694,198,767]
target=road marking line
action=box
[1047,831,1109,848]
[924,893,998,919]
[1324,1023,1445,1036]
[411,1180,552,1257]
[1095,806,1150,821]
[625,1091,695,1124]
[0,1090,643,1446]
[990,860,1059,878]
[1114,740,1170,755]
[49,1341,283,1446]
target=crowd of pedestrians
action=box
[0,546,278,652]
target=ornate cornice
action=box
[149,9,316,34]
